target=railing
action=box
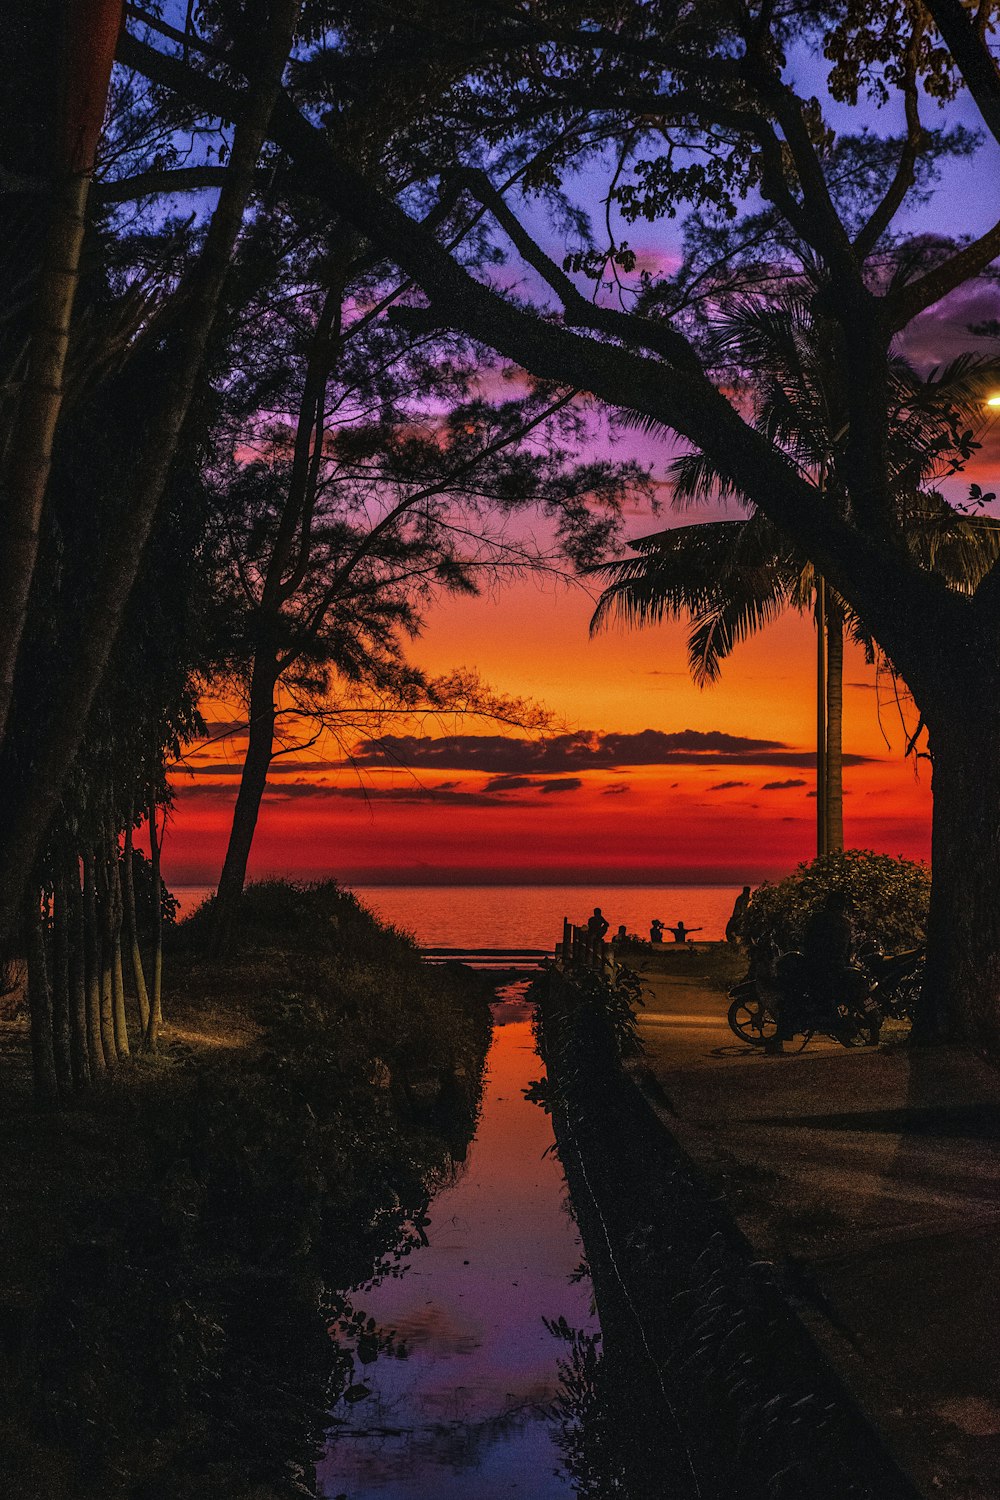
[419,946,549,968]
[418,920,623,974]
[554,918,618,976]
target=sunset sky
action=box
[162,74,1000,890]
[167,497,944,887]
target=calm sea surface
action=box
[173,883,740,946]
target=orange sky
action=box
[155,75,1000,892]
[165,557,934,887]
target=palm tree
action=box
[592,291,1000,853]
[591,512,851,850]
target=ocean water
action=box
[172,883,740,947]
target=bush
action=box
[176,878,417,962]
[743,849,930,954]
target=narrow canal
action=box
[317,983,601,1498]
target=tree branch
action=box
[117,27,964,687]
[889,215,1000,329]
[453,167,701,371]
[925,0,1000,147]
[96,165,234,200]
[853,16,926,260]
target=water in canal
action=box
[317,984,600,1498]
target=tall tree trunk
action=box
[144,797,163,1050]
[0,169,91,745]
[919,701,1000,1049]
[66,848,91,1089]
[815,577,828,858]
[0,0,302,952]
[51,865,74,1092]
[121,816,150,1033]
[0,0,123,744]
[82,847,107,1075]
[24,889,60,1107]
[108,825,129,1058]
[825,597,845,852]
[211,656,279,955]
[94,839,119,1066]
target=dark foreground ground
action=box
[627,945,1000,1499]
[0,882,492,1500]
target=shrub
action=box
[742,849,930,954]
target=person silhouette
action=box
[587,906,609,941]
[650,918,665,944]
[667,920,702,943]
[726,886,752,945]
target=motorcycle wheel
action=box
[836,1002,881,1047]
[894,965,924,1024]
[727,993,778,1046]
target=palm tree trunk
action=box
[121,815,150,1033]
[825,597,845,852]
[211,655,279,955]
[24,889,60,1107]
[66,848,91,1089]
[815,576,828,858]
[82,846,107,1075]
[144,797,163,1050]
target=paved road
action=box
[629,951,1000,1499]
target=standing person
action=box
[726,886,752,945]
[667,921,702,944]
[587,906,609,941]
[650,918,665,944]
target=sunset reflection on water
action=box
[318,989,598,1498]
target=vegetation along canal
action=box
[319,982,601,1498]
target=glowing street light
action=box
[988,394,1000,407]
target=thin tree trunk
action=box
[211,656,279,955]
[825,597,845,853]
[25,889,60,1107]
[51,864,74,1092]
[108,824,129,1058]
[815,576,828,858]
[82,846,107,1075]
[144,796,163,1049]
[94,838,119,1066]
[0,0,302,952]
[66,848,91,1089]
[121,815,150,1033]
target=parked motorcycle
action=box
[856,940,925,1024]
[727,945,881,1050]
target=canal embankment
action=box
[540,944,1000,1500]
[535,952,930,1500]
